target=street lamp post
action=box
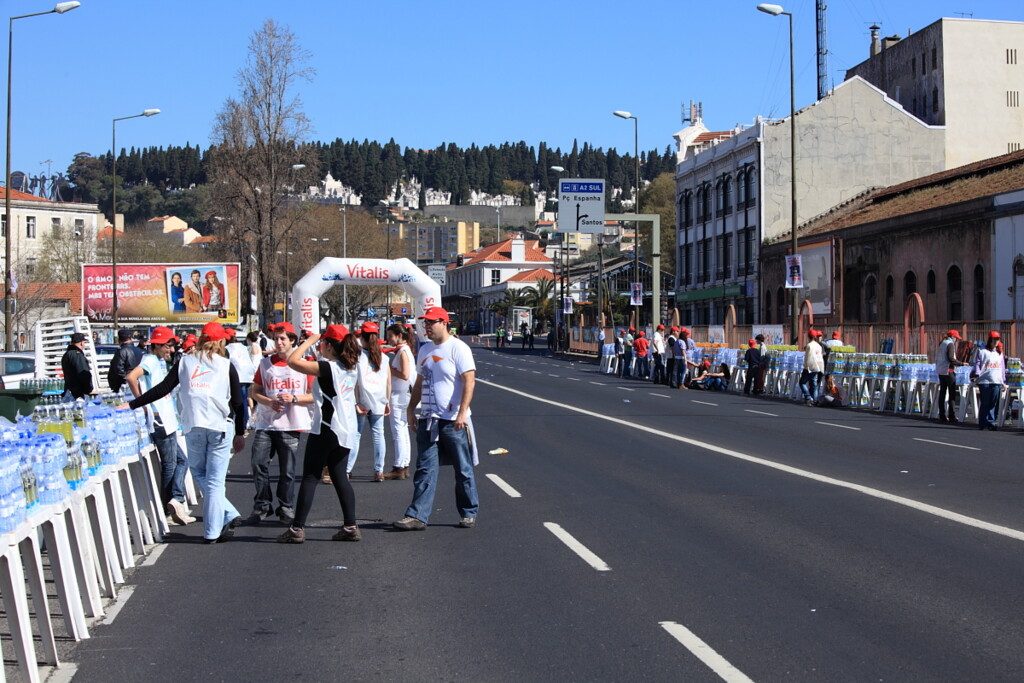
[111,108,160,332]
[550,165,565,355]
[757,2,799,341]
[340,206,347,326]
[613,110,640,329]
[5,1,80,350]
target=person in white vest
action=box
[394,306,479,531]
[123,321,245,544]
[224,327,256,428]
[124,326,194,526]
[277,324,363,544]
[348,322,391,481]
[384,323,417,480]
[245,322,312,526]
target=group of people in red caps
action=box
[115,303,480,545]
[613,324,703,389]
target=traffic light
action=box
[457,254,465,267]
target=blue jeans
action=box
[185,427,240,540]
[977,383,1001,428]
[652,353,665,384]
[704,377,726,391]
[249,429,299,515]
[351,413,387,474]
[153,424,187,506]
[406,419,479,524]
[621,350,633,378]
[800,370,822,401]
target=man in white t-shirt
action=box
[125,326,194,525]
[246,322,313,526]
[394,306,479,531]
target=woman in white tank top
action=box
[385,323,418,479]
[349,322,391,481]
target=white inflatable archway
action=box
[290,257,441,333]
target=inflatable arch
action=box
[290,257,441,333]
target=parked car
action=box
[0,353,36,389]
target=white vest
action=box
[177,353,232,434]
[357,350,390,415]
[390,344,417,397]
[253,357,312,431]
[311,360,359,450]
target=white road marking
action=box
[744,409,778,416]
[692,400,718,406]
[518,368,528,371]
[618,387,635,392]
[567,377,580,382]
[486,473,522,498]
[101,585,136,625]
[479,379,1024,543]
[650,393,672,398]
[590,381,606,386]
[548,374,560,378]
[912,438,981,451]
[659,621,754,683]
[543,522,611,571]
[140,543,168,566]
[815,421,861,431]
[532,371,543,374]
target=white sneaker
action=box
[167,498,196,525]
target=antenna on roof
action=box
[953,11,973,18]
[680,101,703,125]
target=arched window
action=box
[695,187,705,222]
[737,170,747,205]
[764,289,772,324]
[776,286,786,324]
[974,264,985,320]
[947,265,962,321]
[864,274,878,322]
[927,270,936,294]
[722,175,732,213]
[904,271,917,301]
[745,167,757,205]
[715,180,725,215]
[885,275,895,321]
[682,192,693,227]
[701,184,712,221]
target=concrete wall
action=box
[418,204,536,228]
[992,188,1024,319]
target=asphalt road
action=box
[58,342,1024,682]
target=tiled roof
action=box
[693,131,734,144]
[95,225,121,240]
[793,150,1024,242]
[190,235,218,243]
[506,268,554,283]
[19,282,81,314]
[147,216,173,222]
[458,238,551,267]
[0,187,52,202]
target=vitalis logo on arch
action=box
[320,264,390,281]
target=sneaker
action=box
[373,471,385,482]
[204,523,234,544]
[245,510,268,526]
[228,515,244,529]
[276,526,305,543]
[458,517,476,529]
[166,499,195,526]
[393,516,426,531]
[332,526,362,542]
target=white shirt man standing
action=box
[394,306,479,531]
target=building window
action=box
[776,286,785,323]
[764,290,772,324]
[737,171,747,206]
[51,217,62,238]
[682,192,693,227]
[1008,48,1018,65]
[722,176,732,214]
[931,46,937,69]
[1,214,5,238]
[25,216,35,239]
[24,259,35,277]
[974,264,985,320]
[1010,142,1023,153]
[721,233,732,279]
[864,275,878,323]
[912,57,916,74]
[932,87,939,113]
[947,265,962,321]
[927,269,936,294]
[491,269,500,286]
[1008,91,1021,107]
[904,271,917,300]
[744,168,756,206]
[700,239,711,283]
[701,184,711,222]
[921,52,926,75]
[885,275,894,321]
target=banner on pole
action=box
[630,282,643,306]
[785,255,804,289]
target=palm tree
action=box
[488,289,531,321]
[522,275,556,330]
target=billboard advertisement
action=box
[798,241,833,315]
[82,263,242,325]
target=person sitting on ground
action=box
[816,374,847,408]
[691,360,729,391]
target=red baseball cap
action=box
[182,333,198,350]
[748,339,757,347]
[274,322,296,335]
[680,327,690,335]
[148,326,178,345]
[418,306,450,323]
[321,324,349,342]
[360,321,380,334]
[656,324,665,330]
[989,330,1001,339]
[832,331,840,339]
[638,331,645,337]
[947,330,961,339]
[200,321,229,341]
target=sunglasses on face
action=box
[422,319,443,326]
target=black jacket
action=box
[108,342,144,391]
[61,346,93,398]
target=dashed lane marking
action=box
[543,522,611,571]
[590,381,606,386]
[548,374,560,378]
[618,387,635,392]
[744,409,778,417]
[478,379,1024,544]
[567,377,580,381]
[659,621,754,683]
[815,421,861,431]
[650,393,672,398]
[691,400,718,406]
[485,473,522,498]
[912,437,981,451]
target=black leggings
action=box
[294,430,356,528]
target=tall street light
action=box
[111,108,160,332]
[340,206,347,326]
[550,165,565,354]
[758,2,799,341]
[5,0,80,351]
[613,110,640,328]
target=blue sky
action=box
[6,0,1022,180]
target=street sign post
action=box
[558,179,606,234]
[427,264,447,286]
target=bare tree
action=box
[206,19,317,323]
